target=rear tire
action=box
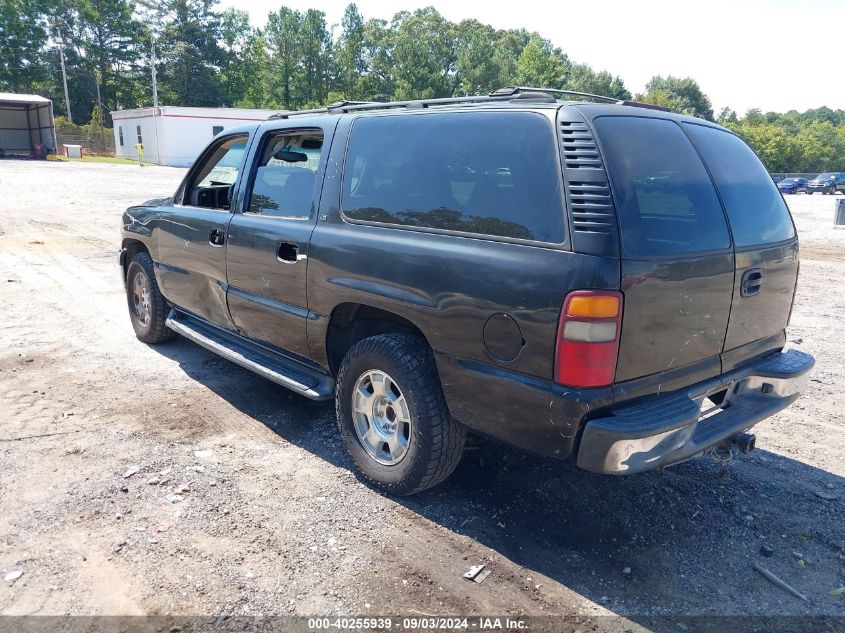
[336,333,465,495]
[125,252,174,344]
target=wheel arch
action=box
[121,238,150,279]
[325,302,432,377]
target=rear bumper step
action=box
[165,310,334,400]
[577,348,814,474]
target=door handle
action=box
[209,228,225,246]
[741,268,764,297]
[277,241,306,263]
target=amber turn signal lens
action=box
[566,295,620,319]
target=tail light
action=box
[554,290,623,388]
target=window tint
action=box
[342,112,565,243]
[594,116,730,257]
[246,131,322,218]
[684,123,795,247]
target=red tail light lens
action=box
[554,290,623,388]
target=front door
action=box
[154,133,251,328]
[225,123,335,360]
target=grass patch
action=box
[50,155,154,166]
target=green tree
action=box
[389,8,456,100]
[0,0,49,92]
[638,75,714,121]
[454,20,501,95]
[299,9,331,106]
[219,9,272,108]
[516,35,568,88]
[265,6,302,109]
[77,0,144,123]
[358,18,393,100]
[564,63,630,100]
[336,3,366,99]
[151,0,227,107]
[717,106,738,124]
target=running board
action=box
[165,310,334,400]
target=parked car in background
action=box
[777,177,809,194]
[806,172,845,194]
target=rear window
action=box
[594,116,730,257]
[683,123,795,247]
[342,112,565,243]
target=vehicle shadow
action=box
[152,339,845,622]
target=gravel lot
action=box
[0,160,844,627]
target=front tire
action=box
[125,252,174,344]
[336,333,465,495]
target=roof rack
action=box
[269,100,379,119]
[266,86,668,119]
[491,86,622,104]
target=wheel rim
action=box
[131,270,152,327]
[351,369,411,465]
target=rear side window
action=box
[342,112,565,243]
[593,116,730,257]
[683,123,795,247]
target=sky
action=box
[220,0,845,115]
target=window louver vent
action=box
[568,181,616,234]
[560,121,603,169]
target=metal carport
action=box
[0,93,57,158]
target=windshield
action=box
[780,178,798,184]
[816,173,835,180]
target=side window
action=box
[184,135,248,210]
[683,123,795,247]
[246,130,322,218]
[341,112,565,243]
[212,125,224,137]
[593,116,730,257]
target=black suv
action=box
[806,172,845,194]
[120,87,814,495]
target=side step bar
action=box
[165,310,334,401]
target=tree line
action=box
[2,0,843,172]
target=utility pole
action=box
[94,70,103,126]
[151,39,159,107]
[55,29,72,123]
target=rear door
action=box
[682,123,798,370]
[592,115,735,384]
[224,122,335,360]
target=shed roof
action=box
[0,93,52,106]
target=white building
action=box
[110,106,280,167]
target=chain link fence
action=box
[770,173,822,180]
[55,125,114,156]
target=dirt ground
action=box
[1,160,844,629]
